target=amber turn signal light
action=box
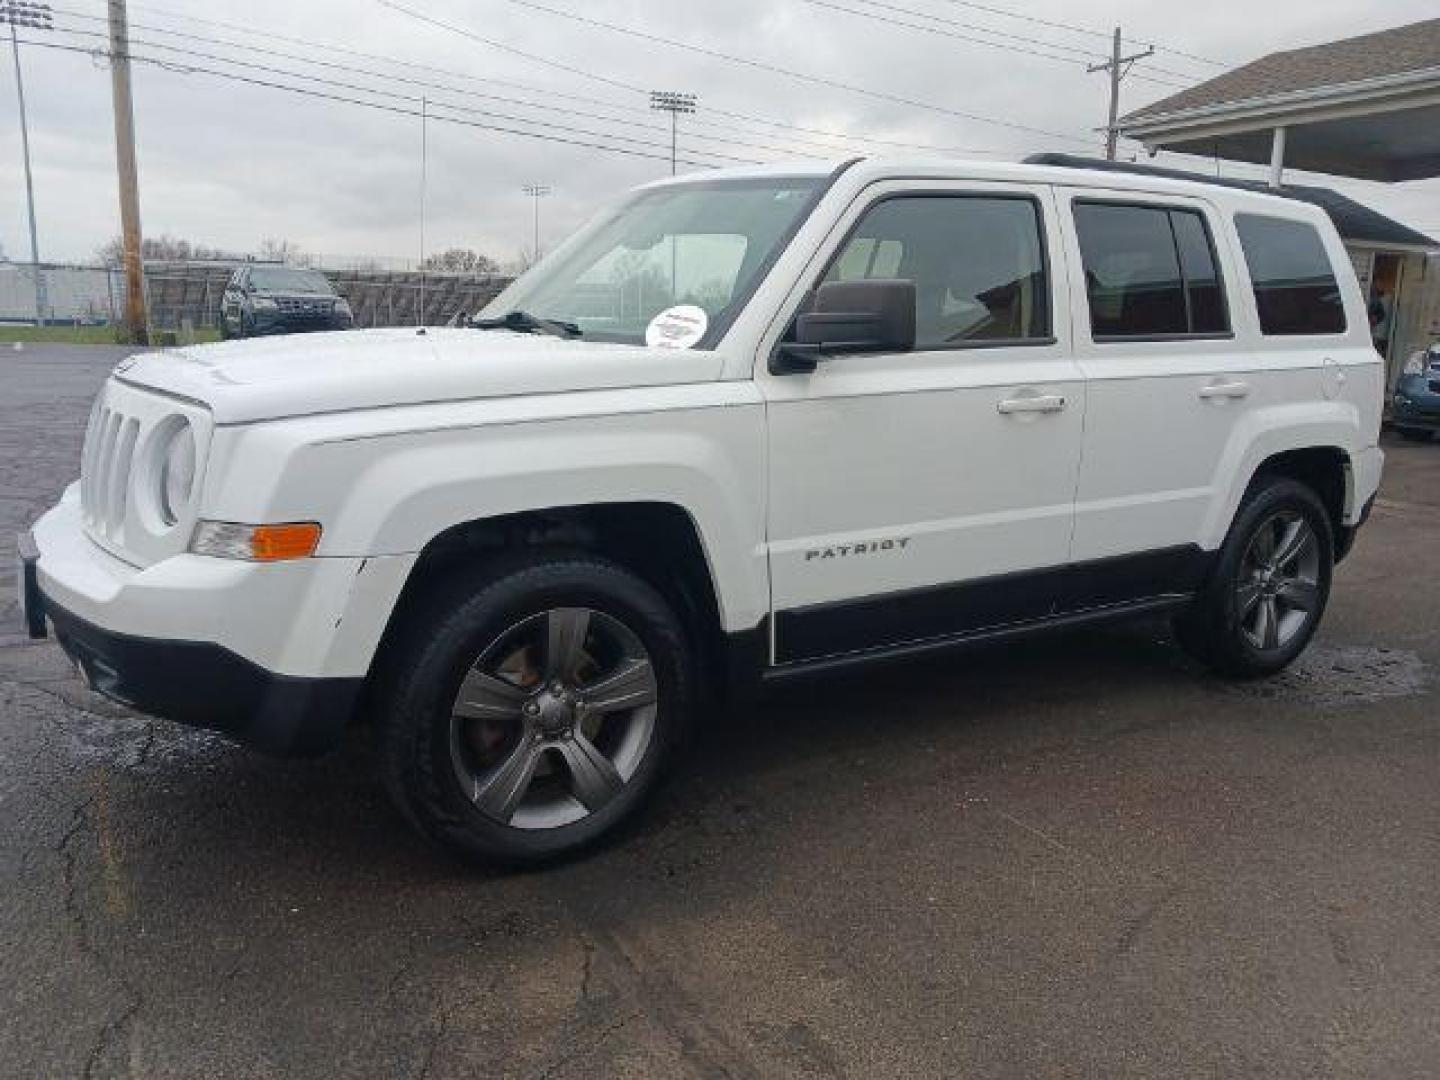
[190,520,323,561]
[250,522,323,561]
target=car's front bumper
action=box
[41,594,362,755]
[19,487,414,755]
[1392,377,1440,431]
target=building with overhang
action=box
[1117,17,1440,391]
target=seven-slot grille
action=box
[80,399,141,543]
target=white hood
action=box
[114,328,726,424]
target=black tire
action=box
[1174,476,1333,678]
[1396,427,1432,442]
[374,552,693,865]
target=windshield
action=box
[249,268,335,294]
[479,176,825,348]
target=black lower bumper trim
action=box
[44,599,362,757]
[1335,493,1376,564]
[17,530,46,639]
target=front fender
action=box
[208,389,770,637]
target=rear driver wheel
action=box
[375,554,692,865]
[1174,476,1333,678]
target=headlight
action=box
[1403,352,1425,376]
[333,298,352,315]
[158,420,197,525]
[252,297,279,311]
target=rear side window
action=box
[1234,214,1347,335]
[1073,202,1229,339]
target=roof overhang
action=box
[1121,66,1440,181]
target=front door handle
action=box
[997,394,1066,415]
[1198,380,1251,400]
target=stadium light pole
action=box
[649,90,696,175]
[2,1,52,326]
[521,183,550,264]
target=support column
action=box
[1268,126,1287,189]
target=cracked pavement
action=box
[3,344,1440,1078]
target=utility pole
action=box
[107,0,147,344]
[2,1,51,326]
[649,90,697,175]
[521,184,550,265]
[418,95,427,326]
[1089,28,1154,161]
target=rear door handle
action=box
[1198,380,1251,400]
[997,394,1066,415]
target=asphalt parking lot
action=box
[2,343,1438,1079]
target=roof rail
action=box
[1023,153,1436,250]
[1022,153,1300,199]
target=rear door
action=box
[1056,189,1254,606]
[760,181,1086,664]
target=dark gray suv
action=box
[220,265,354,338]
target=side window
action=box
[1073,201,1230,339]
[1234,214,1347,336]
[822,195,1050,347]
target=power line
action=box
[380,0,1096,147]
[42,22,766,166]
[94,1,1015,158]
[15,36,740,168]
[800,0,1194,89]
[46,12,805,163]
[927,0,1232,68]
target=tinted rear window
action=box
[1073,202,1229,339]
[1234,214,1346,335]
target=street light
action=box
[649,90,697,176]
[522,183,551,264]
[1,1,52,326]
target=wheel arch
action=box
[1201,401,1367,555]
[368,502,731,690]
[1208,442,1353,558]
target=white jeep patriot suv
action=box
[18,156,1384,863]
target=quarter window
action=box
[1073,202,1230,339]
[823,195,1050,347]
[1234,214,1347,335]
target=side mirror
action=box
[773,279,916,374]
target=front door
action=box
[760,183,1085,665]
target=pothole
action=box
[1224,645,1429,709]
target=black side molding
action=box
[774,545,1211,665]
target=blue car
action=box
[1393,344,1440,441]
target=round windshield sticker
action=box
[645,305,708,350]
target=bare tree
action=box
[421,248,500,276]
[95,234,238,265]
[257,238,309,265]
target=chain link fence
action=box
[0,261,512,334]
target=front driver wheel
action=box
[375,553,692,865]
[1175,476,1333,678]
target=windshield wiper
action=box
[470,309,582,339]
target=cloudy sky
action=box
[1,0,1437,267]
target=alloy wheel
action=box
[1235,510,1322,651]
[448,607,658,831]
